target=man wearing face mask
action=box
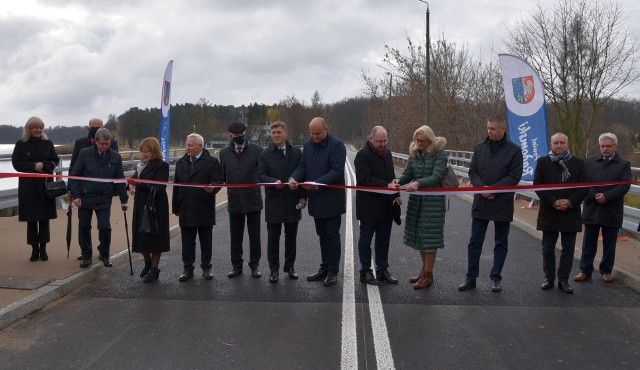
[219,122,264,278]
[69,118,119,261]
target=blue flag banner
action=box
[160,60,173,163]
[499,54,548,181]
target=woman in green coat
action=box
[399,125,448,289]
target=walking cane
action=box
[123,210,133,275]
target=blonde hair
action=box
[138,137,163,160]
[270,121,288,131]
[21,116,48,142]
[409,125,446,158]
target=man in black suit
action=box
[219,122,264,278]
[533,133,587,293]
[354,126,401,285]
[258,121,306,282]
[575,132,631,284]
[172,133,223,281]
[289,117,346,287]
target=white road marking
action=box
[341,159,358,369]
[345,156,396,370]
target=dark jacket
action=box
[290,134,346,219]
[69,136,118,174]
[11,137,59,222]
[219,141,263,214]
[172,149,223,227]
[258,141,306,224]
[131,159,170,253]
[68,146,128,210]
[534,155,588,232]
[581,153,631,228]
[354,143,399,222]
[469,136,523,222]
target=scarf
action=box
[368,141,387,159]
[549,150,572,182]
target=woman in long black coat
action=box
[127,137,170,282]
[12,117,59,262]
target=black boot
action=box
[140,260,152,277]
[30,245,39,262]
[39,243,48,261]
[143,268,160,283]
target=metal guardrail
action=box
[0,149,194,210]
[392,150,640,234]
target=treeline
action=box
[0,125,86,145]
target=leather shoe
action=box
[360,272,380,285]
[458,279,476,291]
[286,267,298,280]
[179,270,194,281]
[269,270,279,283]
[251,269,261,278]
[79,258,92,268]
[227,269,242,278]
[102,257,112,267]
[203,269,213,280]
[376,270,399,284]
[323,273,338,286]
[574,272,591,282]
[558,281,573,293]
[491,280,502,292]
[307,270,328,281]
[602,273,615,283]
[541,278,554,290]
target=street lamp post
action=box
[418,0,430,126]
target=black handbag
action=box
[45,179,67,199]
[140,187,159,234]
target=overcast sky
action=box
[1,0,639,128]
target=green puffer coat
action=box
[399,146,448,250]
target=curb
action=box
[0,224,181,331]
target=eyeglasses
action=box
[140,150,150,154]
[415,139,428,144]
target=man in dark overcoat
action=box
[68,128,128,268]
[458,115,523,293]
[69,117,119,261]
[534,133,587,293]
[172,133,223,281]
[354,126,401,285]
[575,132,631,284]
[289,117,346,287]
[258,121,306,282]
[219,122,264,278]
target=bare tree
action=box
[506,0,640,156]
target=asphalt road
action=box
[1,149,639,369]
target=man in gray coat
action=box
[575,132,631,284]
[219,122,264,279]
[458,115,523,293]
[258,121,306,282]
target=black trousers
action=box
[26,220,50,245]
[229,211,262,270]
[542,231,577,282]
[314,215,342,274]
[267,222,298,272]
[180,225,213,270]
[78,207,111,259]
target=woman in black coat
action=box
[127,137,170,282]
[12,117,59,261]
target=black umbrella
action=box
[123,210,133,275]
[66,194,72,259]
